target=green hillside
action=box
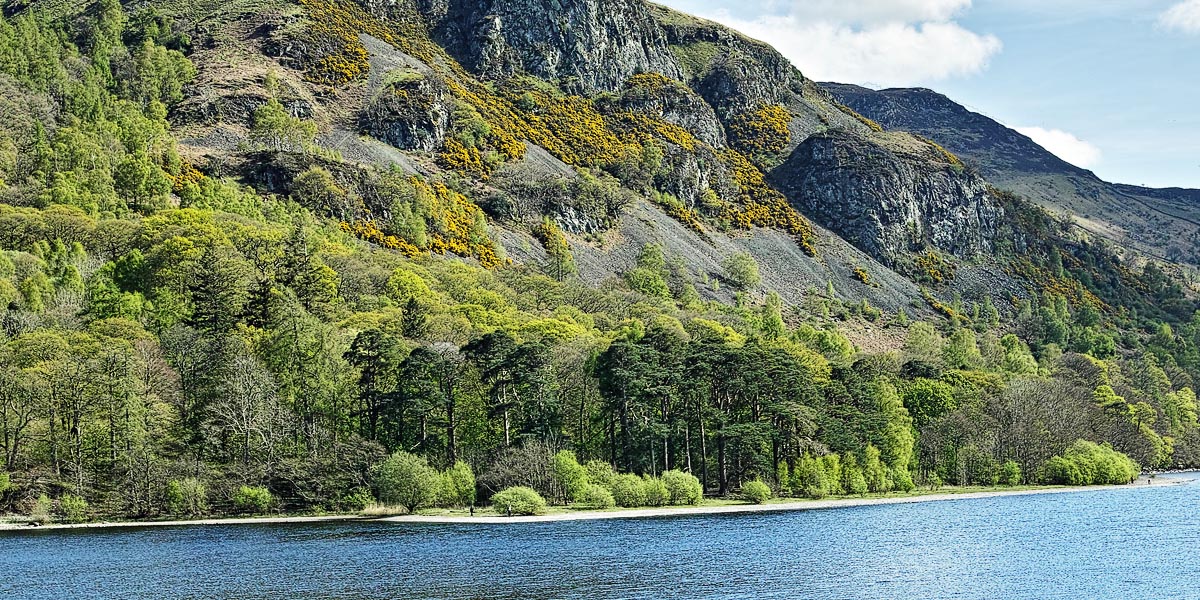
[0,0,1195,522]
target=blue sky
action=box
[656,0,1200,188]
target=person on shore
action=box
[469,505,474,517]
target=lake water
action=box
[3,475,1198,599]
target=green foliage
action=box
[793,455,830,499]
[167,479,208,517]
[609,473,648,508]
[440,462,477,508]
[661,470,703,505]
[901,378,956,427]
[60,494,89,524]
[491,486,547,516]
[30,494,53,525]
[232,486,273,515]
[1040,441,1138,485]
[373,452,441,512]
[250,99,318,153]
[584,461,616,489]
[998,460,1022,486]
[741,479,772,504]
[641,476,670,507]
[553,450,588,504]
[722,252,761,291]
[533,218,576,282]
[0,472,9,495]
[862,444,892,494]
[579,484,615,509]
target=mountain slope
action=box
[824,83,1200,266]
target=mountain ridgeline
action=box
[825,83,1200,268]
[0,0,1196,522]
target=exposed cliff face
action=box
[770,131,1003,267]
[360,70,452,152]
[651,5,797,116]
[428,0,683,94]
[824,83,1200,267]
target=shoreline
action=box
[385,476,1191,524]
[1,475,1189,532]
[0,514,370,532]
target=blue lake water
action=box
[3,475,1199,599]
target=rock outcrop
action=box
[770,131,1003,267]
[430,0,683,94]
[360,70,452,152]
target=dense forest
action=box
[0,1,1197,522]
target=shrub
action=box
[723,252,761,291]
[60,494,89,524]
[641,476,669,507]
[373,451,441,513]
[892,467,916,493]
[794,456,829,499]
[998,460,1022,486]
[338,489,375,512]
[741,479,772,504]
[232,486,273,514]
[167,478,208,517]
[579,484,615,509]
[553,451,588,504]
[609,473,647,508]
[0,472,10,494]
[661,470,703,505]
[584,460,616,489]
[1041,440,1138,485]
[491,486,547,516]
[439,462,477,508]
[30,494,53,524]
[1040,456,1082,485]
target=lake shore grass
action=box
[3,474,1186,532]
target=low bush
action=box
[167,478,208,517]
[641,476,669,507]
[60,494,89,523]
[491,486,547,516]
[741,479,772,504]
[579,484,615,509]
[609,473,647,508]
[373,451,441,513]
[584,460,616,489]
[30,494,53,524]
[232,486,273,514]
[998,460,1022,486]
[1040,440,1138,485]
[661,470,703,505]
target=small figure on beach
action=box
[469,505,475,517]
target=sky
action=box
[656,0,1200,189]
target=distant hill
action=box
[824,83,1200,266]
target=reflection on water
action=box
[2,476,1198,599]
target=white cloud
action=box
[1015,126,1102,168]
[715,15,1001,86]
[1159,0,1200,33]
[782,0,972,26]
[664,1,1002,86]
